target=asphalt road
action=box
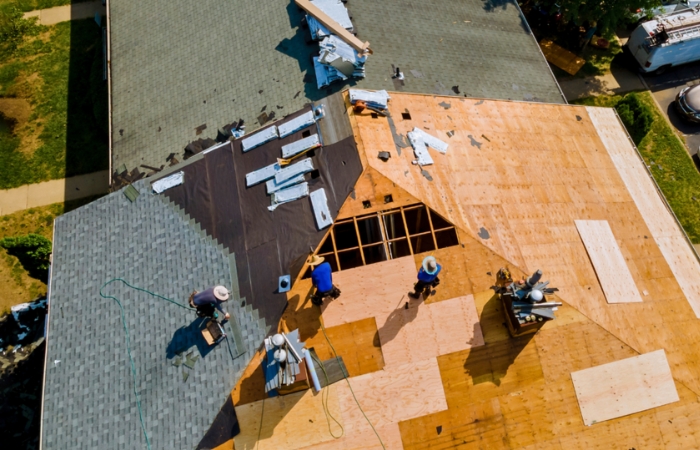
[641,61,700,156]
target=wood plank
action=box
[294,0,370,53]
[574,220,643,303]
[539,39,586,75]
[233,386,343,450]
[571,349,679,426]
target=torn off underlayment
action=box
[246,162,281,187]
[349,89,390,109]
[310,188,332,229]
[151,171,184,194]
[266,173,306,194]
[278,111,316,138]
[408,133,434,166]
[281,134,322,158]
[409,128,448,154]
[269,182,309,211]
[318,35,367,80]
[275,158,314,184]
[313,56,347,89]
[241,125,278,152]
[306,0,353,40]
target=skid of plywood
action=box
[376,294,484,367]
[571,349,679,426]
[586,107,700,317]
[575,220,643,303]
[233,387,343,450]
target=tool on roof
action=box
[494,268,560,337]
[263,330,321,395]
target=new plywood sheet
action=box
[300,422,403,450]
[575,220,643,303]
[336,358,448,435]
[587,107,700,317]
[376,295,484,367]
[571,349,679,426]
[321,256,417,328]
[233,387,343,450]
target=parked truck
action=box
[626,6,700,74]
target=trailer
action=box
[627,6,700,73]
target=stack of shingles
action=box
[243,112,329,216]
[307,0,367,88]
[263,329,307,393]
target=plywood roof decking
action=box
[575,220,643,303]
[571,349,679,426]
[347,91,700,399]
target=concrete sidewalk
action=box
[0,171,109,216]
[23,0,105,26]
[558,69,646,102]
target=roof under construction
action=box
[42,89,700,449]
[108,0,563,176]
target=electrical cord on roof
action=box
[309,350,344,439]
[99,278,240,450]
[317,307,386,450]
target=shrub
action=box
[0,7,39,56]
[0,233,52,277]
[615,93,653,144]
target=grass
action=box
[549,31,623,79]
[573,91,700,244]
[0,195,99,314]
[0,0,89,15]
[0,15,108,189]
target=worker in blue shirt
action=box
[189,285,231,320]
[309,255,341,306]
[408,256,442,299]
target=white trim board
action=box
[575,219,643,304]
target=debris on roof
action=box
[407,132,434,166]
[278,110,316,138]
[242,125,279,152]
[263,330,310,393]
[275,158,315,184]
[349,89,390,110]
[306,0,354,40]
[281,134,322,158]
[310,188,332,229]
[246,161,281,187]
[269,182,310,210]
[151,171,184,194]
[409,127,448,154]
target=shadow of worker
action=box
[462,293,536,387]
[166,316,218,360]
[376,296,422,346]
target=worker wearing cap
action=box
[309,255,341,306]
[408,256,442,299]
[189,285,230,320]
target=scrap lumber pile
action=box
[299,0,370,88]
[495,268,560,337]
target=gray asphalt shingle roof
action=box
[109,0,563,173]
[42,180,267,450]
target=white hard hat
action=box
[271,333,285,347]
[530,289,544,302]
[274,349,287,363]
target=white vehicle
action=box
[632,0,699,21]
[627,6,700,73]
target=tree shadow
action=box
[66,15,109,180]
[462,293,535,386]
[166,316,218,360]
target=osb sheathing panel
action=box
[337,167,422,220]
[571,349,679,426]
[347,92,700,399]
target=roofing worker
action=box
[309,255,341,306]
[408,256,442,299]
[189,285,231,320]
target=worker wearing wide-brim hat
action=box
[408,256,442,299]
[189,285,231,320]
[309,255,341,306]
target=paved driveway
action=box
[642,61,700,156]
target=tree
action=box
[537,0,663,31]
[0,234,52,278]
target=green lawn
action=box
[0,0,88,14]
[0,12,108,189]
[574,92,700,243]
